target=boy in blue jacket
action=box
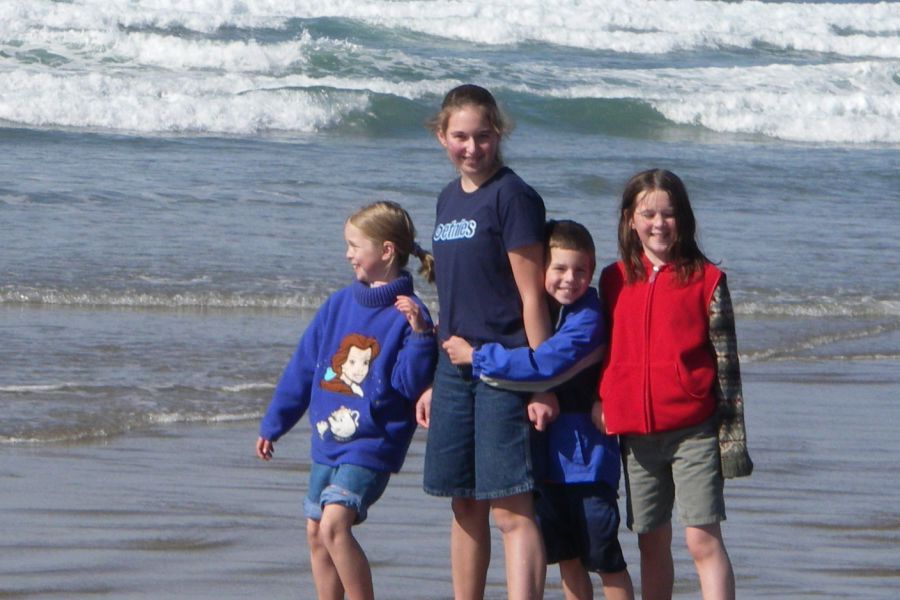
[443,220,634,600]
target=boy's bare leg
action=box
[598,569,636,600]
[558,558,592,600]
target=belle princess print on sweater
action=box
[317,332,379,441]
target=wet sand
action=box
[3,367,899,599]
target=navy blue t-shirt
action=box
[432,167,546,348]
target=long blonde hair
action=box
[346,201,435,283]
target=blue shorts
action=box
[423,352,534,500]
[536,481,628,574]
[303,462,390,525]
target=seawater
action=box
[1,0,897,433]
[2,0,898,432]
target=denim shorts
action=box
[423,352,534,500]
[621,417,725,534]
[303,461,391,524]
[536,481,627,574]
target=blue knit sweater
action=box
[259,272,436,473]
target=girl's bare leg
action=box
[450,497,491,600]
[685,523,734,600]
[307,517,344,600]
[491,492,546,600]
[638,522,674,600]
[318,503,374,600]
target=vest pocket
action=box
[651,361,714,401]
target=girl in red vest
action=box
[597,169,752,600]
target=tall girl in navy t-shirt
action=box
[418,84,555,600]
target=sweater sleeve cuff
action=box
[408,329,435,341]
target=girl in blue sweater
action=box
[256,200,437,600]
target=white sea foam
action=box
[0,383,76,393]
[3,282,895,319]
[0,410,263,444]
[552,61,900,144]
[737,296,900,319]
[743,322,899,363]
[137,274,213,286]
[1,1,896,141]
[145,410,261,425]
[222,383,274,393]
[5,0,897,57]
[0,285,330,309]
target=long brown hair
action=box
[617,169,709,283]
[329,332,380,376]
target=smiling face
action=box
[437,105,501,191]
[630,189,676,266]
[340,345,373,386]
[544,247,593,306]
[344,222,392,285]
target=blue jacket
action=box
[471,288,606,389]
[259,272,436,473]
[470,288,620,486]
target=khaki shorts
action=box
[621,417,725,534]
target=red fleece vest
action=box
[599,259,721,435]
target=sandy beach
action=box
[3,364,898,599]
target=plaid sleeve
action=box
[709,275,754,479]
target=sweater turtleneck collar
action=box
[352,271,414,307]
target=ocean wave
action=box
[1,1,896,143]
[6,1,896,58]
[1,62,893,144]
[0,285,332,310]
[355,0,900,59]
[3,284,892,319]
[0,70,373,134]
[221,382,275,393]
[0,284,442,310]
[0,383,81,393]
[743,322,900,363]
[538,61,900,145]
[746,351,900,363]
[736,296,900,319]
[0,409,263,445]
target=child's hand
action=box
[395,295,428,333]
[591,400,607,434]
[527,391,559,432]
[415,387,432,428]
[256,437,274,460]
[442,335,474,365]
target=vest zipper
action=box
[642,265,660,431]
